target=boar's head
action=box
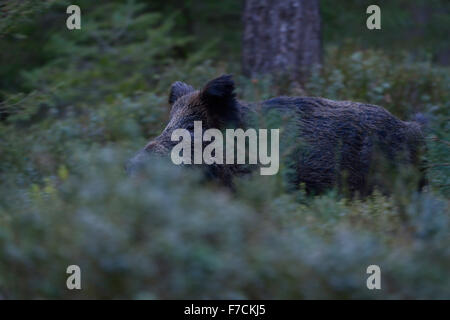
[126,74,241,174]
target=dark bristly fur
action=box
[127,75,426,195]
[168,81,194,104]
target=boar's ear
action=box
[169,81,194,104]
[200,74,240,127]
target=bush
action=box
[1,150,449,299]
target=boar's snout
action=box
[125,149,152,175]
[125,139,170,175]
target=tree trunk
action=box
[242,0,322,82]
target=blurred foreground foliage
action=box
[0,0,449,299]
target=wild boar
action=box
[127,75,426,195]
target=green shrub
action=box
[0,150,449,299]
